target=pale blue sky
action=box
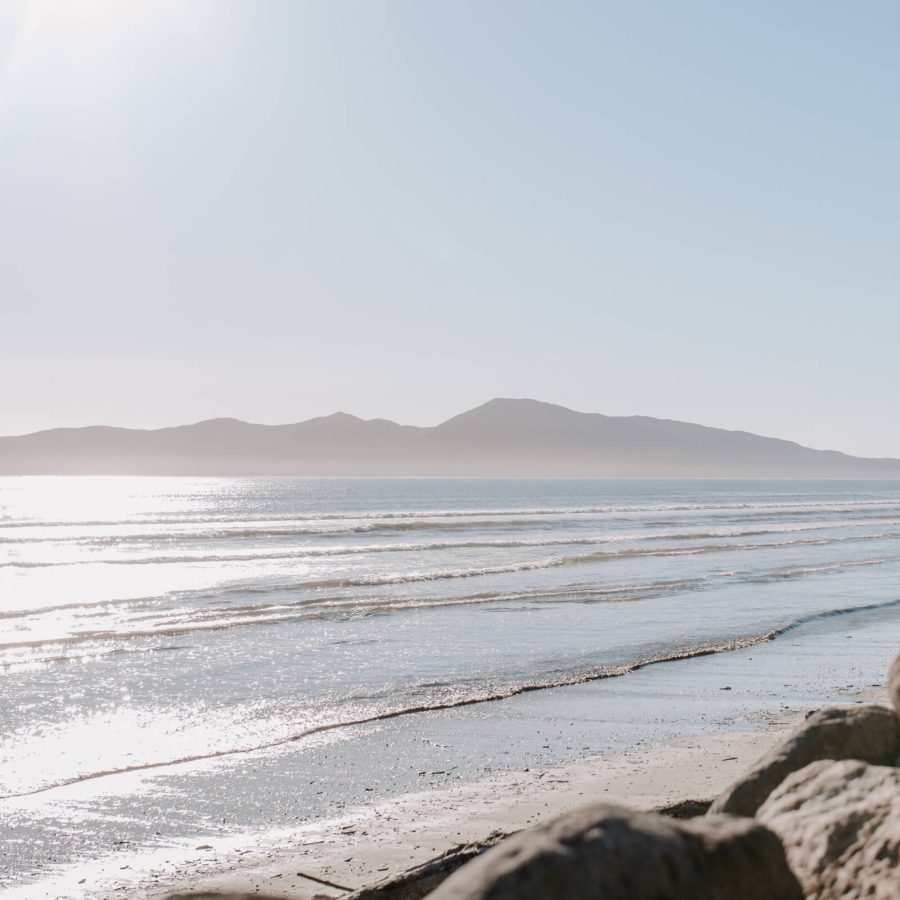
[2,1,898,456]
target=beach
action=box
[141,712,808,899]
[5,596,897,898]
[2,477,900,897]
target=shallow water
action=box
[2,477,900,894]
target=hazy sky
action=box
[2,1,899,456]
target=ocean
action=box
[3,476,900,896]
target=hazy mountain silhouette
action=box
[2,398,900,476]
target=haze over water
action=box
[3,476,900,894]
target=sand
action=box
[6,611,891,900]
[137,709,810,899]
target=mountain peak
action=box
[166,417,256,433]
[437,398,590,432]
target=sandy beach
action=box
[29,672,882,900]
[4,584,896,899]
[116,711,804,898]
[130,617,892,900]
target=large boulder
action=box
[708,705,900,817]
[759,758,900,900]
[424,803,802,900]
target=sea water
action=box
[3,477,900,893]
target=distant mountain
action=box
[2,398,900,476]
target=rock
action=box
[888,653,900,718]
[424,803,802,900]
[655,798,712,819]
[708,704,900,817]
[758,758,900,900]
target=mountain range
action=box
[2,398,899,477]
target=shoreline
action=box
[4,606,895,899]
[0,709,815,900]
[141,709,811,899]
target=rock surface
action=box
[424,803,802,900]
[888,653,900,719]
[759,758,900,900]
[709,704,900,817]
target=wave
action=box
[0,517,558,544]
[5,595,899,801]
[4,553,900,653]
[115,533,900,592]
[277,535,897,591]
[207,553,900,620]
[0,643,186,670]
[4,498,900,537]
[0,575,699,629]
[5,512,900,549]
[3,521,899,569]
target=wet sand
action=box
[134,608,893,900]
[142,710,809,898]
[4,602,894,900]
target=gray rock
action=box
[708,704,900,817]
[759,758,900,900]
[425,803,802,900]
[888,653,900,719]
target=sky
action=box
[1,1,899,457]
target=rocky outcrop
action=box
[708,705,900,817]
[424,803,802,900]
[758,758,900,900]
